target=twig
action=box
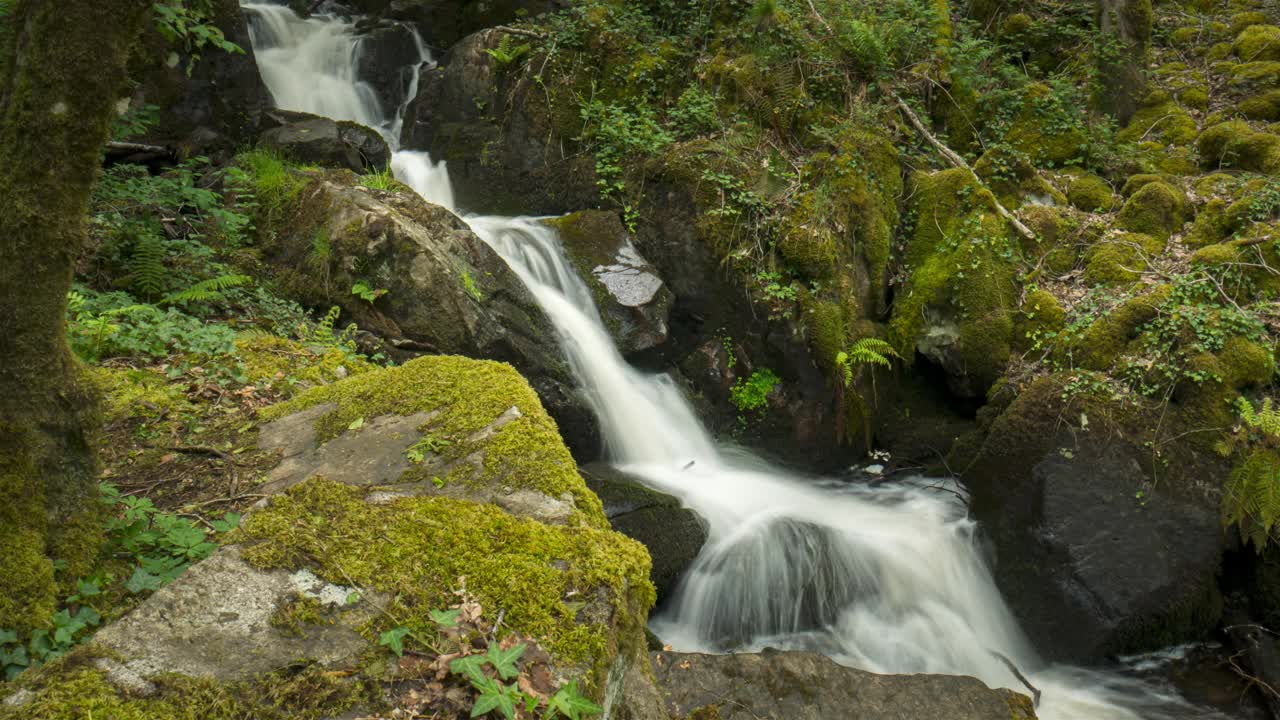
[187,493,267,508]
[491,25,546,40]
[889,92,1037,244]
[990,650,1042,707]
[105,140,170,155]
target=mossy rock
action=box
[1013,289,1065,351]
[1198,120,1280,173]
[1119,100,1199,146]
[889,169,1018,397]
[1227,61,1280,93]
[1067,173,1116,211]
[974,146,1066,207]
[257,355,605,526]
[1242,89,1280,120]
[1021,205,1080,273]
[1120,173,1169,197]
[1180,86,1210,110]
[1084,232,1164,285]
[1067,285,1171,370]
[1235,24,1280,61]
[1191,230,1280,298]
[1231,11,1272,36]
[1116,182,1188,239]
[236,336,376,398]
[1186,198,1233,248]
[1001,83,1088,165]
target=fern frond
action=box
[128,233,167,300]
[164,274,251,304]
[1224,449,1280,552]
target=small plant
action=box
[730,368,780,414]
[484,33,532,68]
[152,0,244,74]
[461,271,485,302]
[835,337,900,393]
[359,168,400,192]
[406,434,451,463]
[351,280,388,303]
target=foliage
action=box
[0,484,238,680]
[152,0,244,74]
[730,368,780,414]
[836,338,899,388]
[350,281,387,303]
[484,33,532,69]
[1223,398,1280,550]
[359,168,400,192]
[67,288,237,362]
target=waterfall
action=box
[239,5,1228,719]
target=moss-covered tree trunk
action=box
[0,0,152,633]
[1096,0,1152,123]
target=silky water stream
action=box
[241,5,1236,717]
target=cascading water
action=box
[240,5,1232,718]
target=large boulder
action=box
[344,0,570,51]
[258,111,390,172]
[125,0,270,155]
[1,358,661,718]
[580,463,707,605]
[958,374,1228,662]
[650,650,1037,720]
[547,211,675,356]
[250,165,601,459]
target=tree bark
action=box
[1095,0,1152,124]
[0,0,152,632]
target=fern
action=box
[128,232,167,300]
[164,274,251,305]
[1223,398,1280,551]
[836,338,899,387]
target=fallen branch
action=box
[989,650,1042,707]
[491,25,546,40]
[890,92,1037,244]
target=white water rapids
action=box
[240,5,1231,718]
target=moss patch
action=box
[238,476,654,684]
[261,355,607,528]
[1116,182,1187,239]
[1067,173,1116,211]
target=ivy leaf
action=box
[125,567,163,594]
[548,681,603,720]
[378,627,410,657]
[0,629,17,645]
[429,608,460,628]
[449,655,489,685]
[485,642,525,680]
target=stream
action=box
[241,4,1237,718]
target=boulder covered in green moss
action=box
[1084,232,1164,285]
[2,358,663,718]
[889,169,1018,398]
[1198,120,1280,173]
[1066,173,1116,211]
[547,211,675,356]
[1116,181,1187,239]
[1235,24,1280,62]
[957,373,1229,662]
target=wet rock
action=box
[259,112,390,172]
[580,463,707,604]
[344,0,569,50]
[650,649,1037,720]
[354,20,426,121]
[254,168,599,459]
[127,0,270,155]
[547,211,674,355]
[961,374,1226,662]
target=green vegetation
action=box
[730,368,781,414]
[1222,398,1280,549]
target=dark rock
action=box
[580,463,707,604]
[546,211,674,355]
[354,21,427,121]
[961,374,1226,662]
[259,113,390,172]
[126,0,270,155]
[650,650,1037,720]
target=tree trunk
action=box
[1095,0,1152,124]
[0,0,152,633]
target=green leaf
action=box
[125,567,163,594]
[548,681,603,720]
[449,655,489,685]
[485,642,526,680]
[0,629,18,645]
[349,417,365,431]
[378,627,410,657]
[429,608,460,628]
[211,512,241,533]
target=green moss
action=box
[801,295,849,371]
[1180,86,1210,110]
[1069,286,1172,370]
[1067,173,1116,211]
[1186,199,1232,248]
[1,660,379,720]
[1208,41,1235,61]
[88,366,193,424]
[1231,12,1271,36]
[1242,89,1280,120]
[261,356,607,528]
[1085,232,1165,285]
[236,336,374,398]
[1198,120,1280,173]
[1119,101,1199,146]
[234,150,312,242]
[1227,61,1280,93]
[1235,25,1280,62]
[0,430,56,634]
[269,594,328,638]
[239,477,653,683]
[1002,83,1087,165]
[889,168,1018,392]
[1014,290,1065,350]
[974,147,1065,207]
[1021,205,1080,273]
[1191,231,1280,297]
[1116,182,1187,239]
[1120,174,1167,197]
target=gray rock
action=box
[344,0,569,52]
[259,113,390,172]
[547,211,674,355]
[580,463,706,604]
[650,650,1037,720]
[92,547,376,683]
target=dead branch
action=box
[990,650,1042,707]
[890,92,1038,244]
